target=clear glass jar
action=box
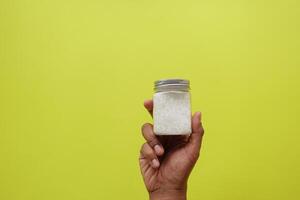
[153,79,192,135]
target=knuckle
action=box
[201,127,205,135]
[141,123,151,132]
[140,143,147,153]
[148,139,158,148]
[140,143,153,158]
[144,150,153,158]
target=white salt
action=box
[153,91,191,135]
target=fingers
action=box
[141,123,164,156]
[143,100,165,154]
[188,112,205,155]
[143,99,153,116]
[140,143,160,168]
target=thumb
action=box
[187,112,204,155]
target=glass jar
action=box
[153,79,192,135]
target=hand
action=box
[139,99,205,200]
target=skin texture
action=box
[139,99,205,200]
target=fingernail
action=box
[151,159,160,168]
[154,145,164,155]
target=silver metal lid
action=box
[154,79,190,92]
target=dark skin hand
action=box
[139,99,205,200]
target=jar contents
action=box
[153,79,192,135]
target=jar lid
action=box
[154,79,190,92]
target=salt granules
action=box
[153,91,192,135]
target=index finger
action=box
[143,99,153,117]
[141,123,164,156]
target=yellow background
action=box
[0,0,299,199]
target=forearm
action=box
[149,189,187,200]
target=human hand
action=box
[139,100,205,200]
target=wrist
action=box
[149,188,187,200]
